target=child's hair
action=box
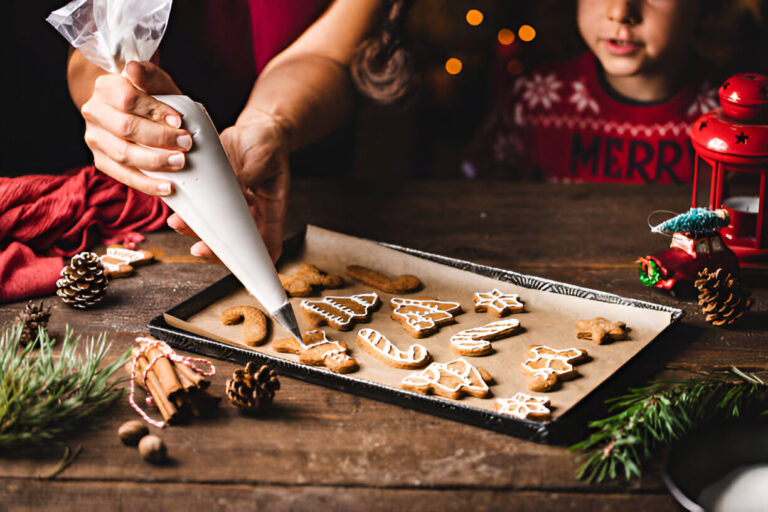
[351,0,415,104]
[530,0,765,77]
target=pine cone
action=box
[56,252,109,309]
[225,362,280,412]
[15,301,52,346]
[695,267,752,326]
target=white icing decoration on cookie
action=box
[473,289,524,315]
[300,293,379,329]
[356,328,429,368]
[390,297,461,335]
[105,247,150,264]
[449,318,521,355]
[521,345,587,377]
[401,358,490,398]
[496,393,551,420]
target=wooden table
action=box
[2,181,766,511]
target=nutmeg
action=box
[138,434,167,464]
[118,420,149,446]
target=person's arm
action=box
[170,0,382,260]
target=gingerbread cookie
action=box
[449,318,522,356]
[495,393,551,421]
[521,345,588,392]
[99,246,154,278]
[272,330,358,373]
[279,264,344,297]
[390,297,462,338]
[473,289,524,316]
[576,317,629,345]
[400,358,493,399]
[345,265,421,294]
[300,293,379,330]
[220,305,268,346]
[356,328,430,369]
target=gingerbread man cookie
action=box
[390,297,462,338]
[495,393,551,421]
[300,293,379,330]
[521,345,589,392]
[345,265,421,294]
[473,289,524,316]
[272,330,358,374]
[220,306,269,346]
[279,264,344,297]
[356,328,430,369]
[449,318,522,356]
[400,358,493,399]
[99,246,154,278]
[576,317,629,345]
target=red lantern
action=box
[690,73,768,265]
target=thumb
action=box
[123,61,182,95]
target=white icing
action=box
[450,319,521,354]
[357,328,428,367]
[496,393,550,419]
[105,247,149,263]
[401,358,489,397]
[473,289,524,315]
[300,293,379,328]
[522,345,586,376]
[390,298,461,334]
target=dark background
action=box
[3,0,766,179]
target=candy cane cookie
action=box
[356,328,430,369]
[449,318,522,356]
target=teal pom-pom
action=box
[651,208,729,237]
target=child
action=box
[464,0,747,184]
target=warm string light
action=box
[466,9,483,26]
[445,57,463,75]
[497,28,515,46]
[518,24,536,42]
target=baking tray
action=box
[148,225,684,444]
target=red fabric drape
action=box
[0,166,169,303]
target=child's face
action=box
[577,0,698,79]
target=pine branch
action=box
[570,367,768,483]
[0,324,130,449]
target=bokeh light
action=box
[497,28,515,46]
[506,59,524,75]
[445,58,463,75]
[518,25,536,42]
[466,9,483,26]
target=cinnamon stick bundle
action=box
[127,348,218,425]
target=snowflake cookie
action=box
[495,393,551,421]
[473,289,524,317]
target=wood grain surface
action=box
[1,180,765,511]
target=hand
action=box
[80,61,191,196]
[168,110,291,263]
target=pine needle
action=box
[0,324,130,449]
[571,367,768,483]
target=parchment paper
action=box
[166,226,674,420]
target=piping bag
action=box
[47,0,303,340]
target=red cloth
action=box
[0,166,169,303]
[465,52,718,183]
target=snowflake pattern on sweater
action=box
[465,53,717,184]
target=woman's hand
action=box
[167,110,291,263]
[80,60,192,196]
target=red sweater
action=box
[465,52,718,183]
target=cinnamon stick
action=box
[146,347,184,399]
[134,355,179,424]
[173,362,209,391]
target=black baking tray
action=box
[148,227,684,445]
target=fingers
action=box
[190,241,220,263]
[92,148,173,196]
[85,125,186,173]
[124,61,183,96]
[167,214,220,262]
